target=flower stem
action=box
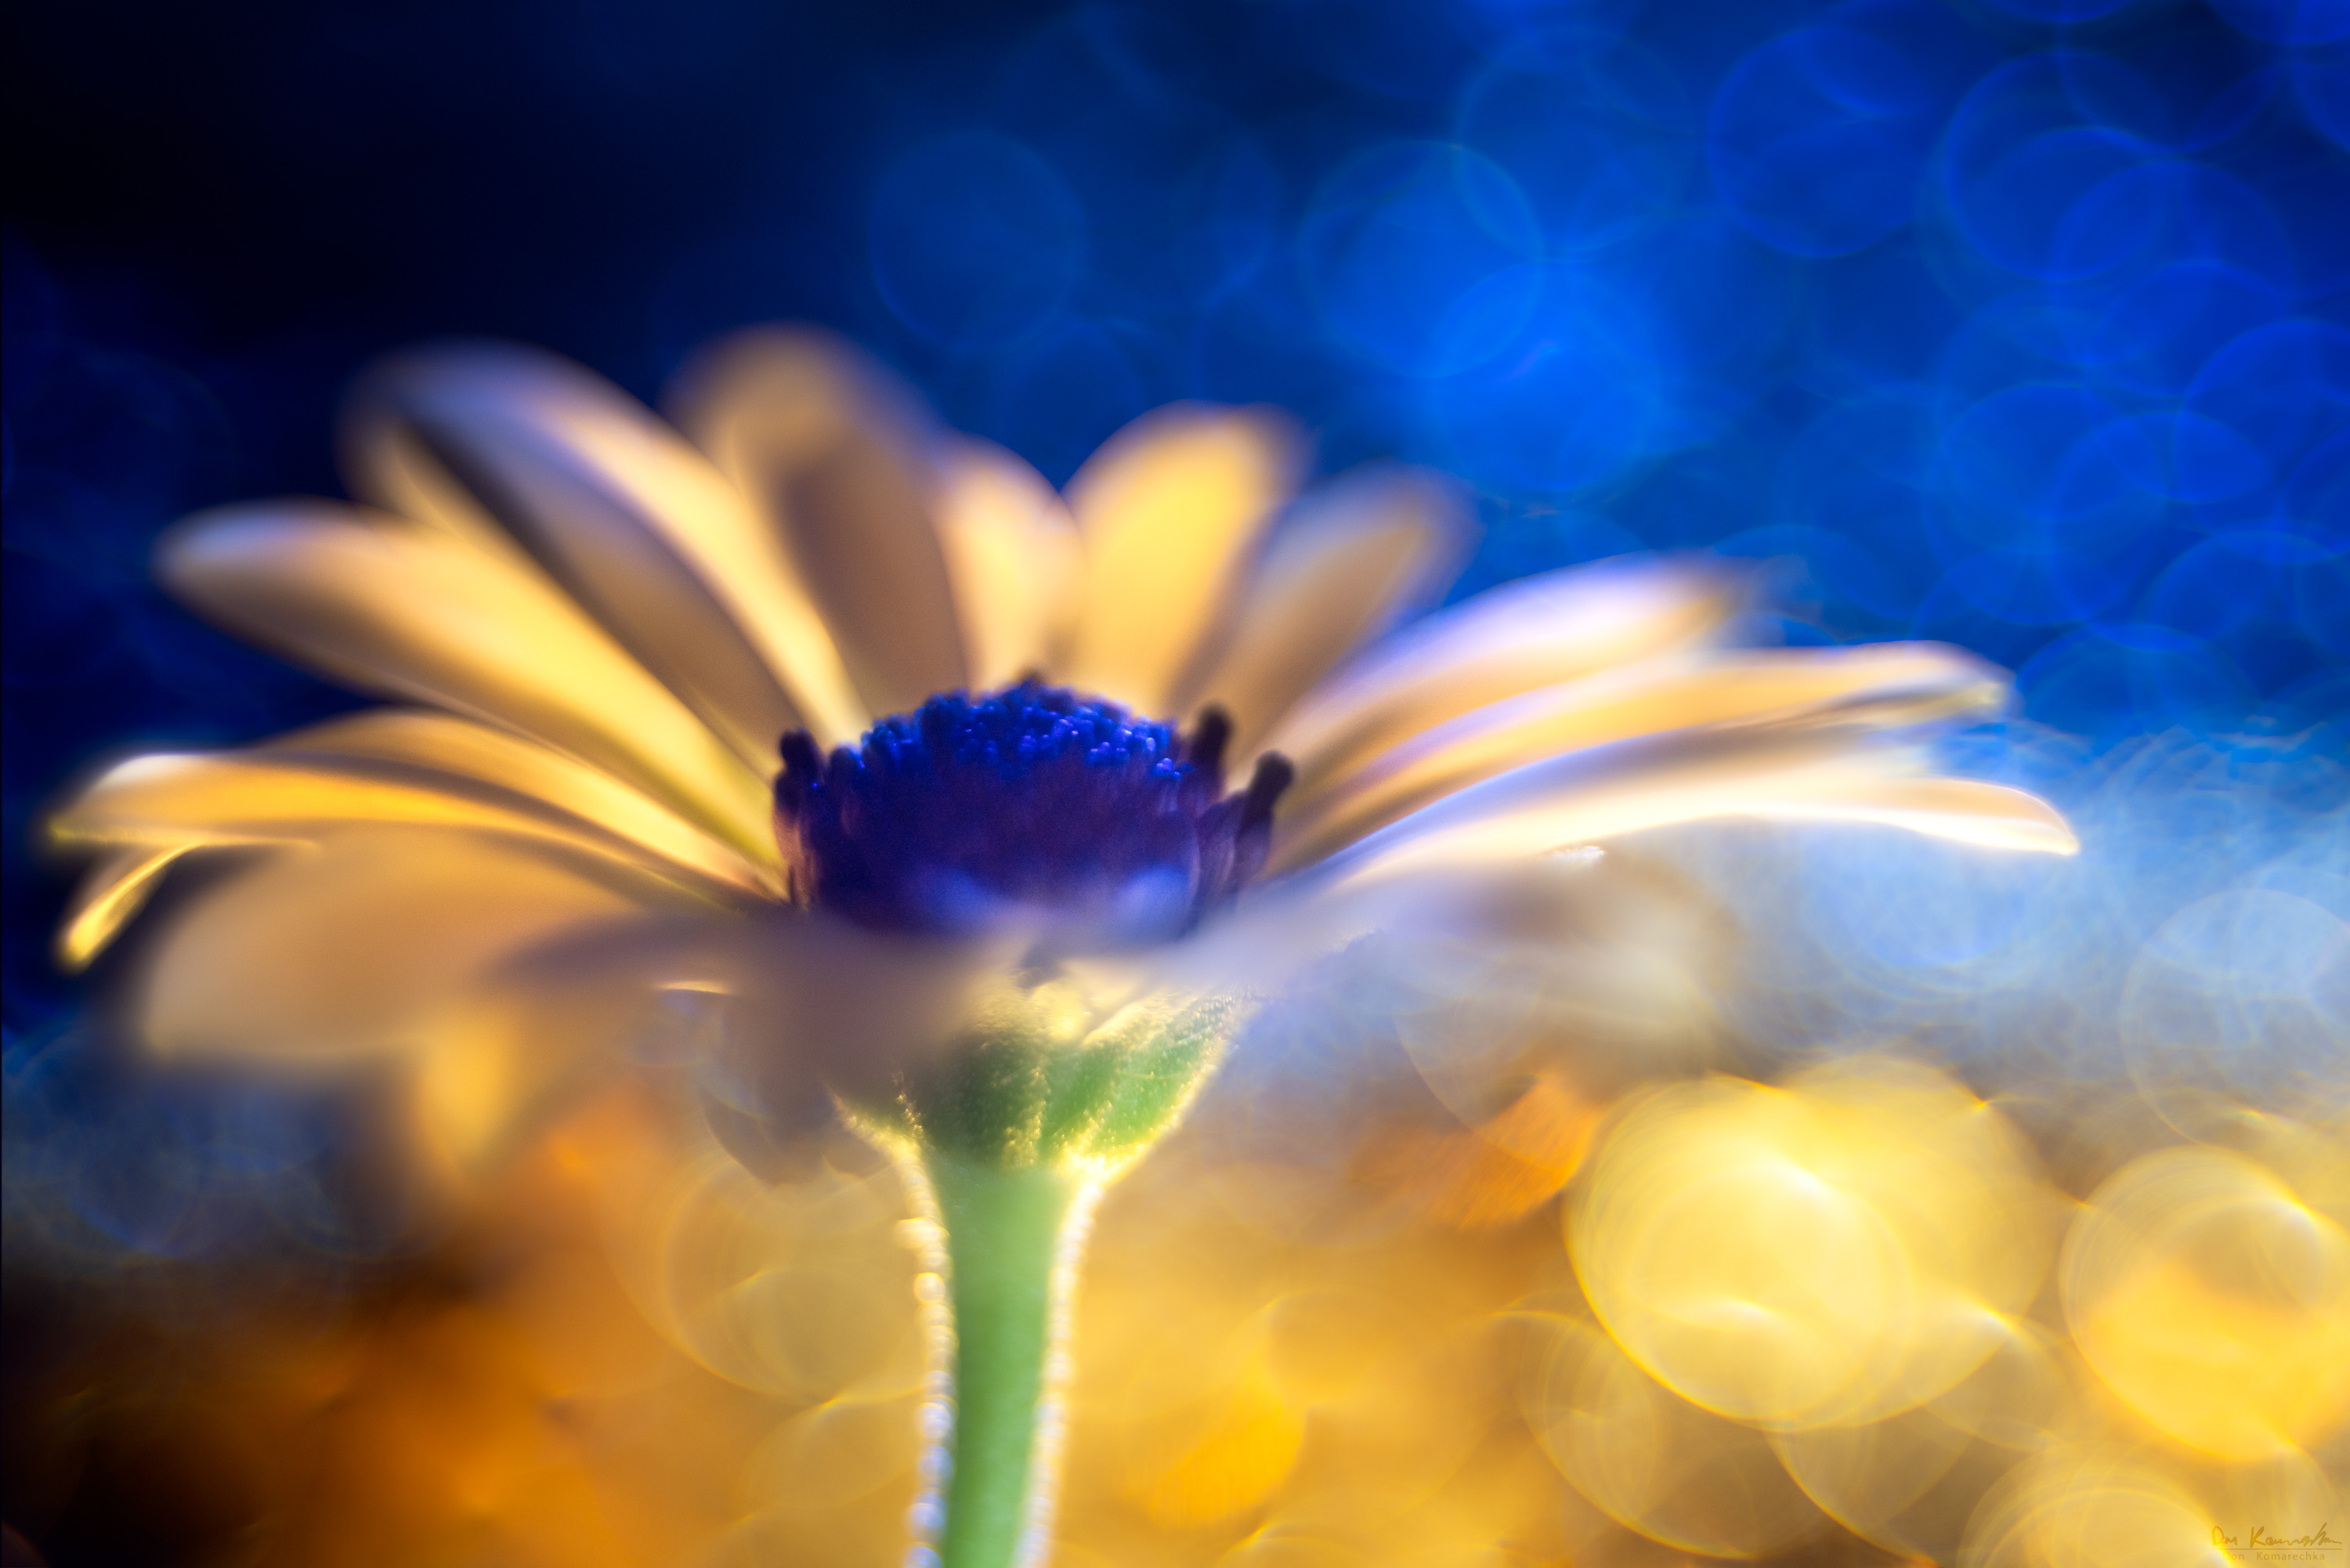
[920,1151,1097,1568]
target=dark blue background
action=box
[7,0,2348,1035]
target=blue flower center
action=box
[772,681,1292,948]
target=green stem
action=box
[914,1151,1098,1568]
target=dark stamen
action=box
[774,729,823,819]
[1238,752,1295,836]
[1184,706,1233,790]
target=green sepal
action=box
[851,986,1246,1175]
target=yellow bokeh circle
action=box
[1568,1055,2057,1430]
[1516,1311,1824,1558]
[2063,1139,2350,1461]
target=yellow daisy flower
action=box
[44,326,2075,1568]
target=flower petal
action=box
[55,844,195,973]
[52,746,764,912]
[158,504,776,859]
[670,327,967,720]
[1184,466,1467,760]
[1313,729,2077,891]
[1060,405,1301,715]
[1274,643,2008,870]
[354,343,867,752]
[130,829,668,1061]
[340,411,533,560]
[407,912,750,1175]
[931,438,1082,690]
[424,909,1025,1154]
[1744,776,2081,852]
[1263,555,1743,805]
[695,913,1028,1114]
[267,709,780,894]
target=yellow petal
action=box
[1317,731,2075,890]
[1276,643,2008,869]
[52,749,762,912]
[268,709,780,894]
[55,844,196,972]
[158,504,775,861]
[131,829,664,1061]
[1059,404,1300,715]
[670,327,965,719]
[1264,555,1743,805]
[339,410,533,562]
[425,909,1019,1159]
[1185,465,1467,761]
[408,913,749,1176]
[931,438,1081,690]
[350,381,801,770]
[355,344,866,751]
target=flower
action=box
[43,326,2088,1568]
[48,327,2075,1178]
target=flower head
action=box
[47,327,2076,1178]
[774,680,1289,949]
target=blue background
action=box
[6,0,2348,1034]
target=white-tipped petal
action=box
[1312,726,2075,893]
[1274,642,2007,871]
[1751,776,2081,854]
[1185,465,1468,760]
[1264,555,1742,807]
[1060,404,1300,714]
[671,327,966,721]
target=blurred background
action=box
[8,0,2346,1026]
[4,0,2345,1563]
